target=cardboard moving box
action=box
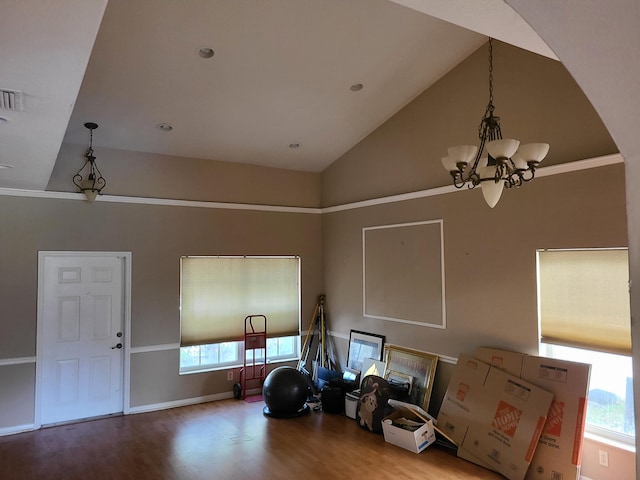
[521,356,590,480]
[436,354,492,446]
[382,399,436,454]
[458,367,554,480]
[475,346,527,377]
[473,347,591,480]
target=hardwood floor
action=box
[0,399,502,479]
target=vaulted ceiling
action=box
[0,0,555,191]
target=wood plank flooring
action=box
[0,399,502,479]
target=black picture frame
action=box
[346,330,385,373]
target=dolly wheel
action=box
[233,383,242,399]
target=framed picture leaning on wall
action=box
[383,344,438,411]
[346,330,385,373]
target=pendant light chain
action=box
[479,38,496,141]
[488,38,494,107]
[87,126,94,156]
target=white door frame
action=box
[35,251,132,428]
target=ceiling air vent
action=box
[0,89,23,112]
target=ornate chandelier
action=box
[441,38,549,208]
[73,122,106,202]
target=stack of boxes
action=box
[437,347,590,480]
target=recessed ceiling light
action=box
[289,143,300,149]
[197,47,215,59]
[350,83,363,92]
[157,123,174,131]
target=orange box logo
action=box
[457,382,470,401]
[491,355,504,366]
[544,400,564,436]
[466,359,478,369]
[492,400,522,438]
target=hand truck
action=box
[233,314,267,400]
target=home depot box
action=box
[475,346,527,377]
[521,356,590,480]
[382,399,436,453]
[474,348,591,480]
[436,354,492,445]
[458,366,553,480]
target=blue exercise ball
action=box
[262,366,310,418]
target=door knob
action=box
[111,343,123,349]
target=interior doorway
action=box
[36,252,131,426]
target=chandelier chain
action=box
[488,38,494,105]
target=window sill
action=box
[584,430,636,453]
[179,356,299,376]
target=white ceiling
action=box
[0,0,554,191]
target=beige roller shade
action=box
[538,249,631,355]
[180,256,300,346]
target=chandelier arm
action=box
[468,172,481,189]
[467,134,487,183]
[73,160,91,190]
[520,167,536,183]
[452,179,466,189]
[504,172,522,188]
[91,161,107,192]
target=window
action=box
[179,256,300,373]
[537,248,634,444]
[180,337,299,373]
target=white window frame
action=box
[179,255,301,374]
[179,336,300,374]
[539,342,635,448]
[536,247,635,448]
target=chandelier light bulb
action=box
[441,156,457,172]
[517,143,550,164]
[486,139,520,160]
[447,145,478,167]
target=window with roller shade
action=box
[537,248,634,443]
[180,256,300,372]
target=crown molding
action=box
[0,153,623,214]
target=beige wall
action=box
[49,143,322,208]
[0,364,35,429]
[0,189,323,423]
[323,164,627,359]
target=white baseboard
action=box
[127,387,262,415]
[128,392,233,414]
[0,424,36,437]
[0,357,36,366]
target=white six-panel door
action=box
[38,253,126,425]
